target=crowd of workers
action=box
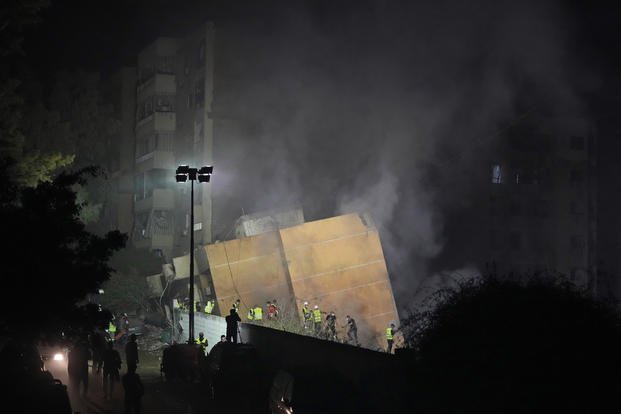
[177,296,399,353]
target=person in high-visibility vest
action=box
[247,307,255,320]
[108,321,117,342]
[195,332,208,354]
[313,305,322,336]
[204,300,214,314]
[386,323,396,353]
[253,305,263,322]
[301,302,312,330]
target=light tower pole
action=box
[175,164,213,343]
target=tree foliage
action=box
[0,165,127,340]
[399,275,621,413]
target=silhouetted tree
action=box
[400,275,621,413]
[0,165,126,340]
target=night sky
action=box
[18,0,621,307]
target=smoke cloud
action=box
[199,0,586,312]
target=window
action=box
[133,212,150,239]
[489,196,499,217]
[155,96,174,112]
[509,200,521,217]
[570,201,584,215]
[570,136,585,151]
[134,174,145,200]
[491,164,503,184]
[570,235,585,252]
[197,40,206,66]
[195,78,205,108]
[537,200,551,218]
[509,231,522,250]
[569,169,583,186]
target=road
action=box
[57,349,217,414]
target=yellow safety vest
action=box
[313,309,322,323]
[254,307,263,320]
[204,301,214,314]
[108,322,117,334]
[195,337,207,350]
[386,327,393,340]
[247,309,254,320]
[302,306,311,319]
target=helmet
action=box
[314,305,318,309]
[304,301,308,306]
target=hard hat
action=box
[304,301,308,305]
[314,305,318,309]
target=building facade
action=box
[486,115,597,291]
[131,23,215,261]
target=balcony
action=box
[133,233,174,251]
[135,188,175,212]
[136,112,176,132]
[135,150,175,173]
[137,73,176,98]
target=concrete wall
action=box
[177,311,227,353]
[241,323,401,413]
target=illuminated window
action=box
[491,165,502,184]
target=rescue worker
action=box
[345,315,359,346]
[253,304,263,322]
[313,305,322,336]
[272,299,279,318]
[301,301,312,330]
[122,313,130,332]
[247,307,255,321]
[204,300,214,314]
[108,320,117,343]
[195,332,208,354]
[232,299,241,313]
[386,323,397,354]
[325,311,338,341]
[267,300,277,320]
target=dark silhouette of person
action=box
[102,340,122,399]
[225,308,242,343]
[122,364,144,414]
[67,337,91,396]
[124,333,139,372]
[90,328,107,374]
[345,315,359,345]
[325,311,338,340]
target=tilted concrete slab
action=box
[206,213,399,350]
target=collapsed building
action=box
[204,212,399,350]
[148,209,400,351]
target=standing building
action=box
[486,114,597,291]
[131,22,216,261]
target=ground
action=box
[64,347,213,414]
